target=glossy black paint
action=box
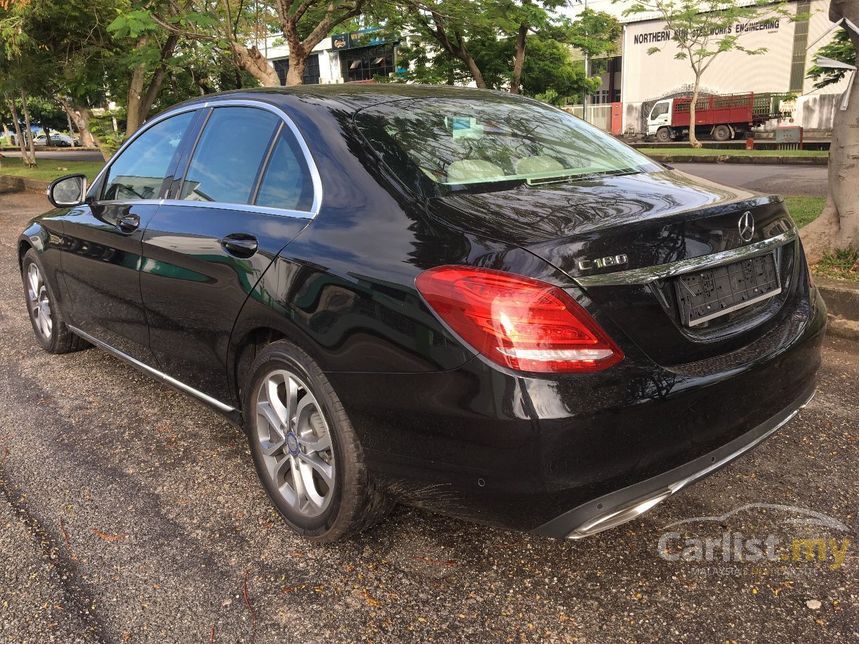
[18,85,825,535]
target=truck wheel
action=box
[712,124,732,142]
[655,127,672,142]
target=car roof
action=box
[167,84,524,115]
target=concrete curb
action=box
[816,276,859,321]
[827,315,858,340]
[648,154,828,165]
[0,175,49,194]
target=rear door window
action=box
[179,107,279,204]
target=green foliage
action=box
[521,36,594,103]
[388,0,617,98]
[807,28,856,90]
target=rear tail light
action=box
[415,266,623,373]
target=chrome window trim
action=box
[88,98,323,218]
[574,229,797,288]
[68,325,237,413]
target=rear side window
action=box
[103,111,193,201]
[180,107,279,204]
[255,131,314,212]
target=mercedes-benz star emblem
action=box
[738,211,755,242]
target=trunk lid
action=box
[427,169,802,368]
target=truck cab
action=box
[647,100,673,140]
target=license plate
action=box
[675,254,781,327]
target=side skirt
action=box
[68,325,241,424]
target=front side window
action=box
[357,97,658,189]
[103,111,193,201]
[651,102,670,118]
[179,107,279,204]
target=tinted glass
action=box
[357,97,658,188]
[180,107,279,204]
[103,111,193,201]
[255,131,314,211]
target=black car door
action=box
[55,110,197,362]
[139,103,318,403]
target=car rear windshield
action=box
[356,96,659,189]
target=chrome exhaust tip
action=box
[566,489,674,539]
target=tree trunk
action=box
[800,0,860,261]
[126,56,148,136]
[510,22,528,94]
[800,70,858,262]
[463,51,487,89]
[20,91,37,164]
[138,32,180,125]
[7,99,34,166]
[231,43,281,86]
[60,99,111,161]
[286,51,307,86]
[61,102,96,148]
[688,78,701,148]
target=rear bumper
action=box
[534,381,816,538]
[328,285,826,535]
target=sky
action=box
[561,0,633,20]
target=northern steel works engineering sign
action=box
[632,18,782,45]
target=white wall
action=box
[262,35,343,84]
[619,0,851,103]
[618,0,850,134]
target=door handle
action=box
[117,214,140,233]
[220,233,258,258]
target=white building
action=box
[261,27,399,85]
[580,0,851,135]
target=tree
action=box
[623,0,780,147]
[402,0,494,88]
[807,26,856,89]
[107,1,188,135]
[799,1,858,262]
[278,0,367,85]
[392,0,617,96]
[520,36,592,105]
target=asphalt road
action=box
[0,191,856,643]
[673,163,828,198]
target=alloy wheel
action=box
[254,369,335,517]
[26,263,53,340]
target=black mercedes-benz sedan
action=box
[18,85,824,542]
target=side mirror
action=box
[47,174,88,208]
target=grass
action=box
[0,157,104,182]
[640,147,828,158]
[784,195,827,229]
[814,249,859,282]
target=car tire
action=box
[243,340,389,542]
[21,249,89,354]
[656,127,672,142]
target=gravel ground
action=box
[0,190,857,643]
